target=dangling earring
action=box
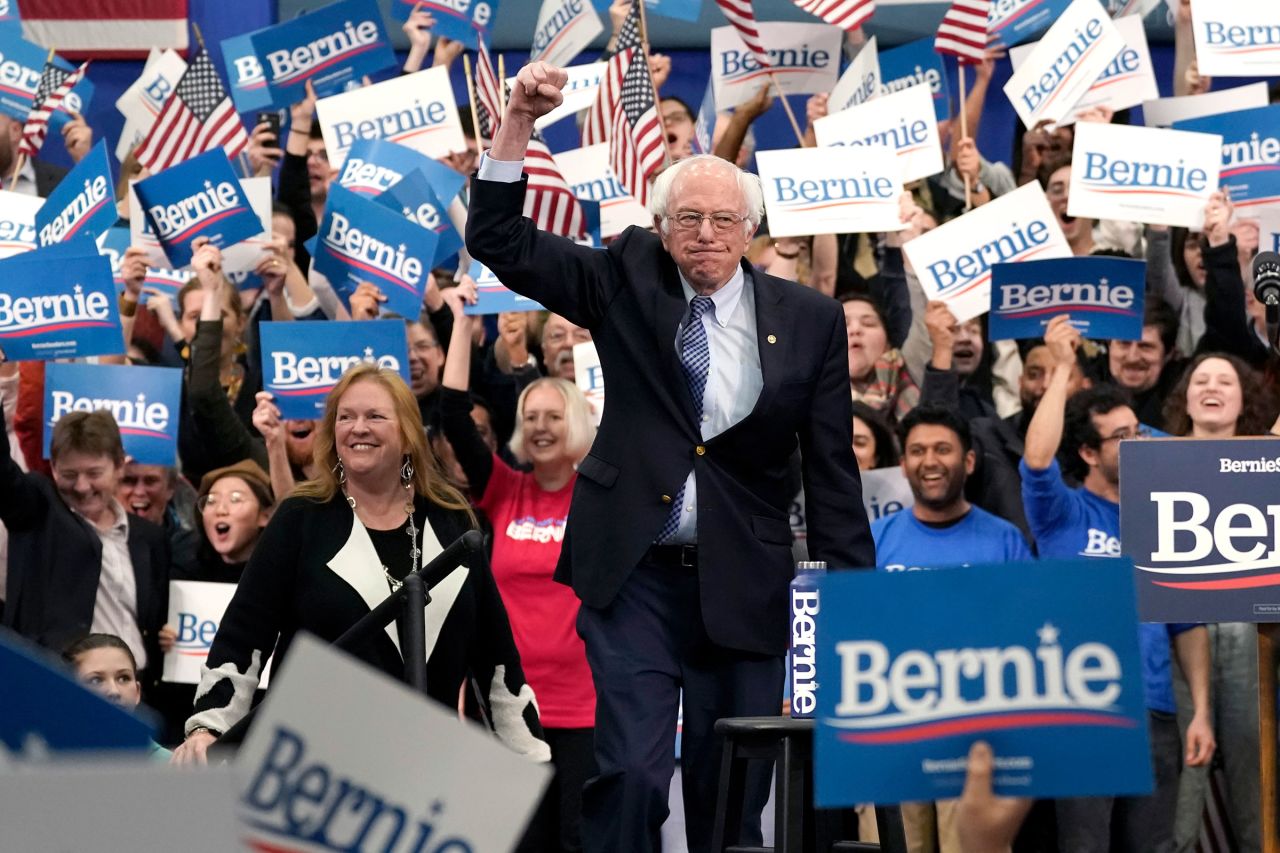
[333,458,346,484]
[401,455,414,489]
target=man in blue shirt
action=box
[1021,315,1215,853]
[872,405,1030,852]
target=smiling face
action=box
[116,462,174,526]
[74,647,141,708]
[843,300,889,381]
[656,161,755,292]
[1185,357,1243,435]
[902,423,973,514]
[520,384,570,469]
[951,319,984,377]
[53,451,121,528]
[852,416,878,471]
[334,379,404,483]
[1046,165,1093,250]
[201,475,269,564]
[1109,325,1168,393]
[406,322,443,399]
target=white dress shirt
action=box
[83,500,147,669]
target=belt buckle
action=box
[680,544,697,568]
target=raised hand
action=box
[1202,190,1232,248]
[61,111,93,163]
[1043,314,1081,369]
[246,120,284,177]
[506,62,569,125]
[348,281,386,320]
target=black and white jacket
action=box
[187,493,549,761]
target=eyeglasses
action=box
[667,211,749,233]
[1100,427,1152,443]
[198,491,251,512]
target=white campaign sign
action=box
[221,177,274,275]
[507,62,606,130]
[1008,14,1156,124]
[574,340,604,426]
[861,466,914,525]
[163,580,234,685]
[1261,206,1280,255]
[904,183,1071,323]
[0,190,42,259]
[531,0,604,68]
[554,143,651,238]
[814,85,943,183]
[237,635,551,853]
[1068,122,1222,228]
[1002,0,1125,128]
[115,48,188,128]
[1142,82,1270,128]
[1190,0,1280,78]
[317,67,466,170]
[711,22,842,111]
[829,36,880,114]
[757,146,904,237]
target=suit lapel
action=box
[126,530,151,624]
[745,265,790,421]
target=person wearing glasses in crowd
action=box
[1021,315,1215,853]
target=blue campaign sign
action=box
[393,0,501,49]
[220,30,274,114]
[1174,104,1280,210]
[1121,438,1280,623]
[0,630,155,754]
[48,56,93,137]
[579,198,602,247]
[694,74,715,155]
[315,183,438,318]
[988,0,1076,48]
[260,319,410,419]
[466,259,546,315]
[250,0,396,109]
[43,362,183,465]
[646,0,703,23]
[814,560,1152,806]
[97,226,188,309]
[0,244,123,361]
[0,0,20,31]
[35,140,115,247]
[879,38,951,124]
[989,256,1147,341]
[338,137,465,203]
[378,169,463,267]
[0,29,51,121]
[134,149,264,269]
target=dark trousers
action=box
[577,555,785,853]
[1055,711,1182,853]
[517,727,597,853]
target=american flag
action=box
[19,60,89,158]
[793,0,875,32]
[609,43,665,209]
[474,36,503,144]
[134,46,248,171]
[713,0,771,68]
[582,0,643,146]
[934,0,990,64]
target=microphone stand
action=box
[212,530,484,750]
[1267,302,1279,359]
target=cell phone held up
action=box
[256,111,283,145]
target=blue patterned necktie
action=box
[657,295,715,542]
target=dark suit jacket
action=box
[467,176,874,655]
[33,158,68,199]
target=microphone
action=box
[1254,251,1280,307]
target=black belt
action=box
[646,543,699,569]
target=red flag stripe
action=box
[793,0,875,32]
[713,0,771,67]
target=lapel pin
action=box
[767,334,777,344]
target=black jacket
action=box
[466,176,875,656]
[33,158,68,198]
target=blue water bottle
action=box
[789,560,826,719]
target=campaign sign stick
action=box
[988,0,1076,47]
[337,136,466,204]
[1121,438,1280,622]
[711,22,842,111]
[134,149,265,269]
[316,66,466,170]
[1068,122,1222,229]
[904,182,1071,323]
[814,85,944,184]
[389,0,501,49]
[814,559,1152,805]
[1001,0,1124,128]
[237,634,551,852]
[1189,0,1280,78]
[35,140,114,247]
[260,320,410,420]
[0,189,41,259]
[1141,82,1269,128]
[315,183,438,318]
[531,0,605,68]
[378,169,465,267]
[220,31,273,114]
[1008,14,1156,125]
[97,226,187,308]
[757,146,904,238]
[0,245,122,361]
[989,256,1147,341]
[43,362,182,465]
[466,259,547,315]
[829,36,880,114]
[878,37,951,125]
[555,143,651,238]
[250,0,395,109]
[1175,104,1280,211]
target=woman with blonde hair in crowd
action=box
[171,363,549,767]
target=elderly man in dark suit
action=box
[467,61,875,853]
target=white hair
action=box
[649,154,765,234]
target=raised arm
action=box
[1022,315,1078,470]
[440,279,496,496]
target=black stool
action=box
[710,716,908,853]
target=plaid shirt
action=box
[850,347,919,423]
